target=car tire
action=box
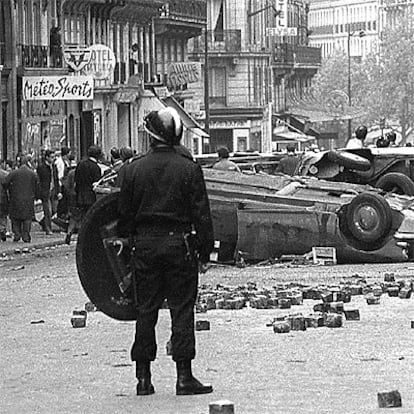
[376,172,414,196]
[326,150,371,171]
[339,192,393,251]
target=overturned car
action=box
[76,166,414,320]
[297,147,414,195]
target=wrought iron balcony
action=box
[272,44,321,68]
[19,44,63,68]
[190,30,242,54]
[160,0,207,23]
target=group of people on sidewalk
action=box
[0,144,136,245]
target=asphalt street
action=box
[1,241,413,414]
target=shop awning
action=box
[286,90,366,123]
[273,126,315,142]
[162,95,208,134]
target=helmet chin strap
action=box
[144,124,170,145]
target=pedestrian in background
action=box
[118,107,214,396]
[276,143,300,176]
[386,131,398,147]
[37,149,61,235]
[212,147,241,172]
[75,145,102,223]
[346,125,367,149]
[109,147,123,173]
[0,162,9,241]
[4,156,39,243]
[63,161,81,245]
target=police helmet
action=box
[355,125,368,140]
[386,131,396,143]
[144,107,183,146]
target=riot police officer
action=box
[346,125,368,149]
[118,107,214,396]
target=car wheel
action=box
[326,150,371,171]
[376,172,414,196]
[339,192,393,251]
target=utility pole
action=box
[203,26,210,143]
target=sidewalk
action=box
[0,221,69,256]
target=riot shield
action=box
[76,192,137,321]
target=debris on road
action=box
[377,390,402,408]
[209,399,235,414]
[195,320,210,331]
[30,319,45,324]
[71,310,87,328]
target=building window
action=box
[209,66,226,105]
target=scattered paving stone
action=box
[14,249,21,254]
[196,320,210,331]
[277,298,291,309]
[411,321,414,329]
[305,313,325,328]
[366,295,381,305]
[287,314,307,331]
[10,265,25,271]
[209,400,235,414]
[324,313,343,328]
[384,273,395,282]
[84,302,97,312]
[371,285,383,297]
[343,309,360,321]
[71,311,87,328]
[377,390,402,408]
[387,286,400,297]
[329,301,344,314]
[273,321,290,333]
[398,288,412,299]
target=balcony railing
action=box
[20,44,63,68]
[190,30,242,54]
[160,0,207,22]
[273,44,321,67]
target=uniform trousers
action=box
[130,231,198,363]
[11,219,32,242]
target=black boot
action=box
[176,360,213,395]
[136,361,155,396]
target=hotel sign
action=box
[22,76,94,100]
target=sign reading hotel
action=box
[276,0,288,27]
[167,62,201,89]
[22,76,94,100]
[81,44,116,80]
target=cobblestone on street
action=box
[1,245,413,414]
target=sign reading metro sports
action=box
[22,76,94,100]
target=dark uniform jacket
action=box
[4,165,40,220]
[118,146,214,263]
[0,168,9,215]
[74,157,102,207]
[37,161,60,200]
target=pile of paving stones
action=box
[195,273,413,333]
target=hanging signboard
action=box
[63,45,92,72]
[276,0,288,27]
[267,27,298,36]
[22,76,94,100]
[167,62,201,89]
[81,44,116,80]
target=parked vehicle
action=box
[297,147,414,195]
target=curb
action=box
[0,237,69,256]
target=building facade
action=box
[187,0,321,153]
[0,0,207,162]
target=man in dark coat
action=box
[4,156,39,242]
[118,107,214,396]
[0,164,9,241]
[276,143,300,176]
[37,149,61,234]
[74,145,102,221]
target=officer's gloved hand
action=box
[199,262,210,274]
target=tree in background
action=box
[362,12,414,144]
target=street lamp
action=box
[347,30,365,140]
